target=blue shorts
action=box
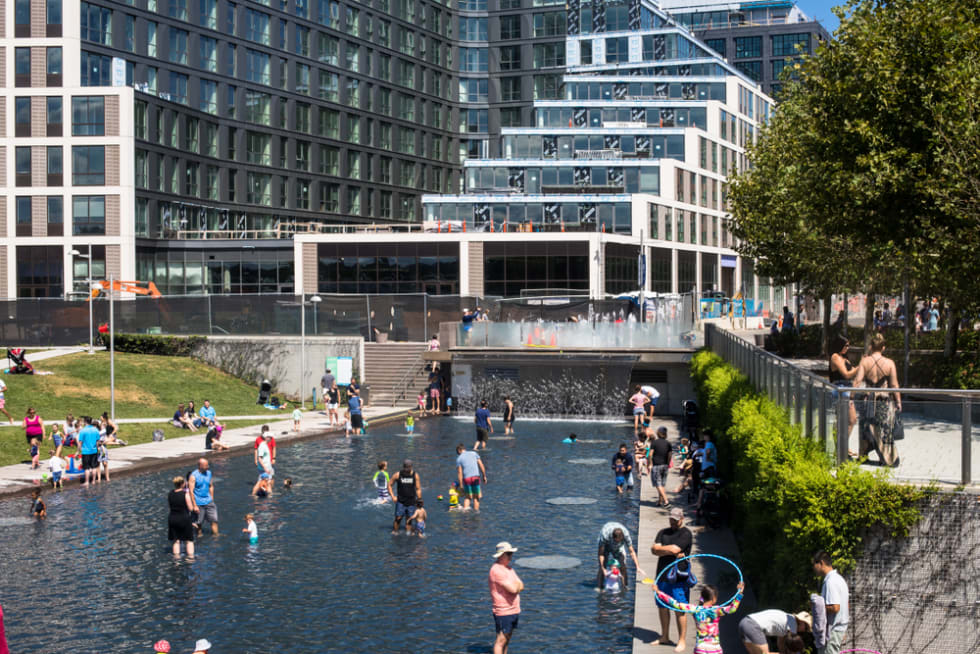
[51,471,62,483]
[494,613,519,635]
[659,579,690,604]
[649,396,659,407]
[406,425,414,432]
[615,475,626,487]
[395,502,416,519]
[633,407,645,415]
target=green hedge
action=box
[690,349,925,608]
[103,333,206,357]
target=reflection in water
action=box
[0,420,637,653]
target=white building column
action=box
[670,247,678,294]
[459,240,471,296]
[589,236,604,299]
[695,250,702,297]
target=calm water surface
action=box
[0,418,640,653]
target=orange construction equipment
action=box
[89,280,163,299]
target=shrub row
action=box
[690,349,925,608]
[104,333,206,357]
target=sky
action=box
[796,0,843,34]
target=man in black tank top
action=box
[387,459,422,534]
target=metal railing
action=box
[389,349,429,407]
[705,324,977,486]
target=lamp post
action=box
[109,274,115,421]
[69,247,95,354]
[299,294,323,409]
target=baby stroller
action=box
[6,348,34,374]
[682,400,699,439]
[256,379,272,405]
[697,476,725,528]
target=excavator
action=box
[88,280,162,299]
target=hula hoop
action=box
[654,553,743,612]
[841,650,884,654]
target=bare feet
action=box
[674,641,686,652]
[657,637,673,646]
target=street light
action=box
[69,247,95,354]
[299,294,323,409]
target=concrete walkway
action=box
[0,404,414,496]
[6,347,88,363]
[633,417,754,654]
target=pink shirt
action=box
[489,562,522,616]
[630,393,647,409]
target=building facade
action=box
[294,0,793,310]
[657,0,830,97]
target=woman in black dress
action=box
[168,476,196,558]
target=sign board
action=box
[111,57,126,87]
[326,356,354,385]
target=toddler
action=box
[417,392,427,416]
[242,513,258,543]
[97,435,110,482]
[410,500,427,537]
[604,561,623,592]
[405,414,415,434]
[292,407,303,432]
[373,461,391,502]
[448,483,460,510]
[30,488,46,519]
[655,583,744,654]
[30,438,40,469]
[344,410,353,437]
[50,423,65,458]
[47,450,65,489]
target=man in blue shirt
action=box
[77,416,101,487]
[197,400,216,428]
[348,388,364,433]
[189,457,219,535]
[474,400,493,450]
[456,443,488,510]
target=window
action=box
[320,183,339,211]
[80,3,112,44]
[15,0,30,36]
[772,59,800,79]
[346,6,359,35]
[533,74,563,100]
[200,37,217,72]
[80,51,111,86]
[379,123,391,148]
[296,142,310,170]
[319,108,339,138]
[378,55,390,80]
[346,44,360,73]
[397,60,414,88]
[318,34,339,65]
[73,196,106,235]
[346,151,361,178]
[247,172,271,205]
[246,50,271,84]
[200,0,217,29]
[318,70,339,101]
[345,78,359,106]
[772,33,810,57]
[168,28,188,64]
[297,64,311,94]
[47,0,63,34]
[398,28,416,56]
[704,38,725,58]
[499,45,521,71]
[46,146,63,186]
[735,61,761,82]
[316,0,340,29]
[186,162,199,196]
[580,41,592,65]
[147,22,157,56]
[46,97,62,136]
[72,146,105,185]
[296,26,310,56]
[15,98,31,137]
[296,103,311,132]
[296,179,311,209]
[15,48,30,87]
[15,147,32,186]
[47,197,63,236]
[460,18,487,41]
[533,43,564,67]
[462,108,487,133]
[459,78,488,103]
[499,107,521,126]
[47,47,63,85]
[169,72,188,104]
[734,36,761,59]
[533,11,564,37]
[499,15,520,40]
[246,131,271,164]
[460,48,488,72]
[379,191,391,218]
[200,79,218,113]
[500,77,521,102]
[246,9,270,44]
[206,166,219,200]
[168,0,187,20]
[204,123,218,156]
[16,197,32,236]
[319,146,338,174]
[397,127,414,154]
[347,114,361,142]
[605,37,628,63]
[72,97,105,136]
[347,187,361,214]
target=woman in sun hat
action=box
[191,638,212,653]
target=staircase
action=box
[362,342,430,407]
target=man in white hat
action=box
[489,541,523,654]
[191,638,211,653]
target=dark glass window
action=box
[15,48,30,86]
[735,61,762,82]
[15,0,30,36]
[734,36,761,59]
[73,196,106,235]
[772,33,810,57]
[72,146,105,185]
[16,197,32,236]
[15,147,31,186]
[80,51,111,86]
[704,38,726,58]
[15,97,31,137]
[72,97,105,135]
[47,146,63,185]
[499,15,520,40]
[47,197,63,236]
[17,246,64,297]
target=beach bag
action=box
[667,559,698,588]
[891,413,905,441]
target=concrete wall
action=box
[849,492,980,654]
[194,335,362,403]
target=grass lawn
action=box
[0,351,291,467]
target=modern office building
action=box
[657,0,831,97]
[293,0,795,311]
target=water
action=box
[0,419,639,653]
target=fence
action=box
[705,324,978,486]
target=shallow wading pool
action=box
[0,418,640,653]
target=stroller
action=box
[257,379,272,405]
[6,348,34,375]
[682,400,699,439]
[696,476,725,528]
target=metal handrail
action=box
[389,349,429,407]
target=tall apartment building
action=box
[657,0,830,97]
[293,0,793,311]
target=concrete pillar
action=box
[589,237,603,299]
[695,250,702,297]
[459,241,470,296]
[670,247,678,294]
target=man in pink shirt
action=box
[489,541,524,654]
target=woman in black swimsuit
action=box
[503,396,515,435]
[853,333,902,467]
[168,477,196,558]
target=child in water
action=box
[292,407,303,432]
[242,513,258,543]
[405,414,415,434]
[562,433,578,444]
[448,483,460,510]
[373,461,391,502]
[409,500,427,537]
[30,488,46,519]
[283,477,293,489]
[252,473,273,497]
[604,561,623,592]
[418,392,427,417]
[344,410,353,437]
[654,582,744,654]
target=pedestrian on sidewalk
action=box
[489,541,523,654]
[321,369,335,410]
[24,407,45,448]
[852,333,901,468]
[78,416,101,487]
[649,426,673,507]
[812,551,849,654]
[652,507,693,651]
[0,378,13,424]
[595,522,645,589]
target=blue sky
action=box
[796,0,843,34]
